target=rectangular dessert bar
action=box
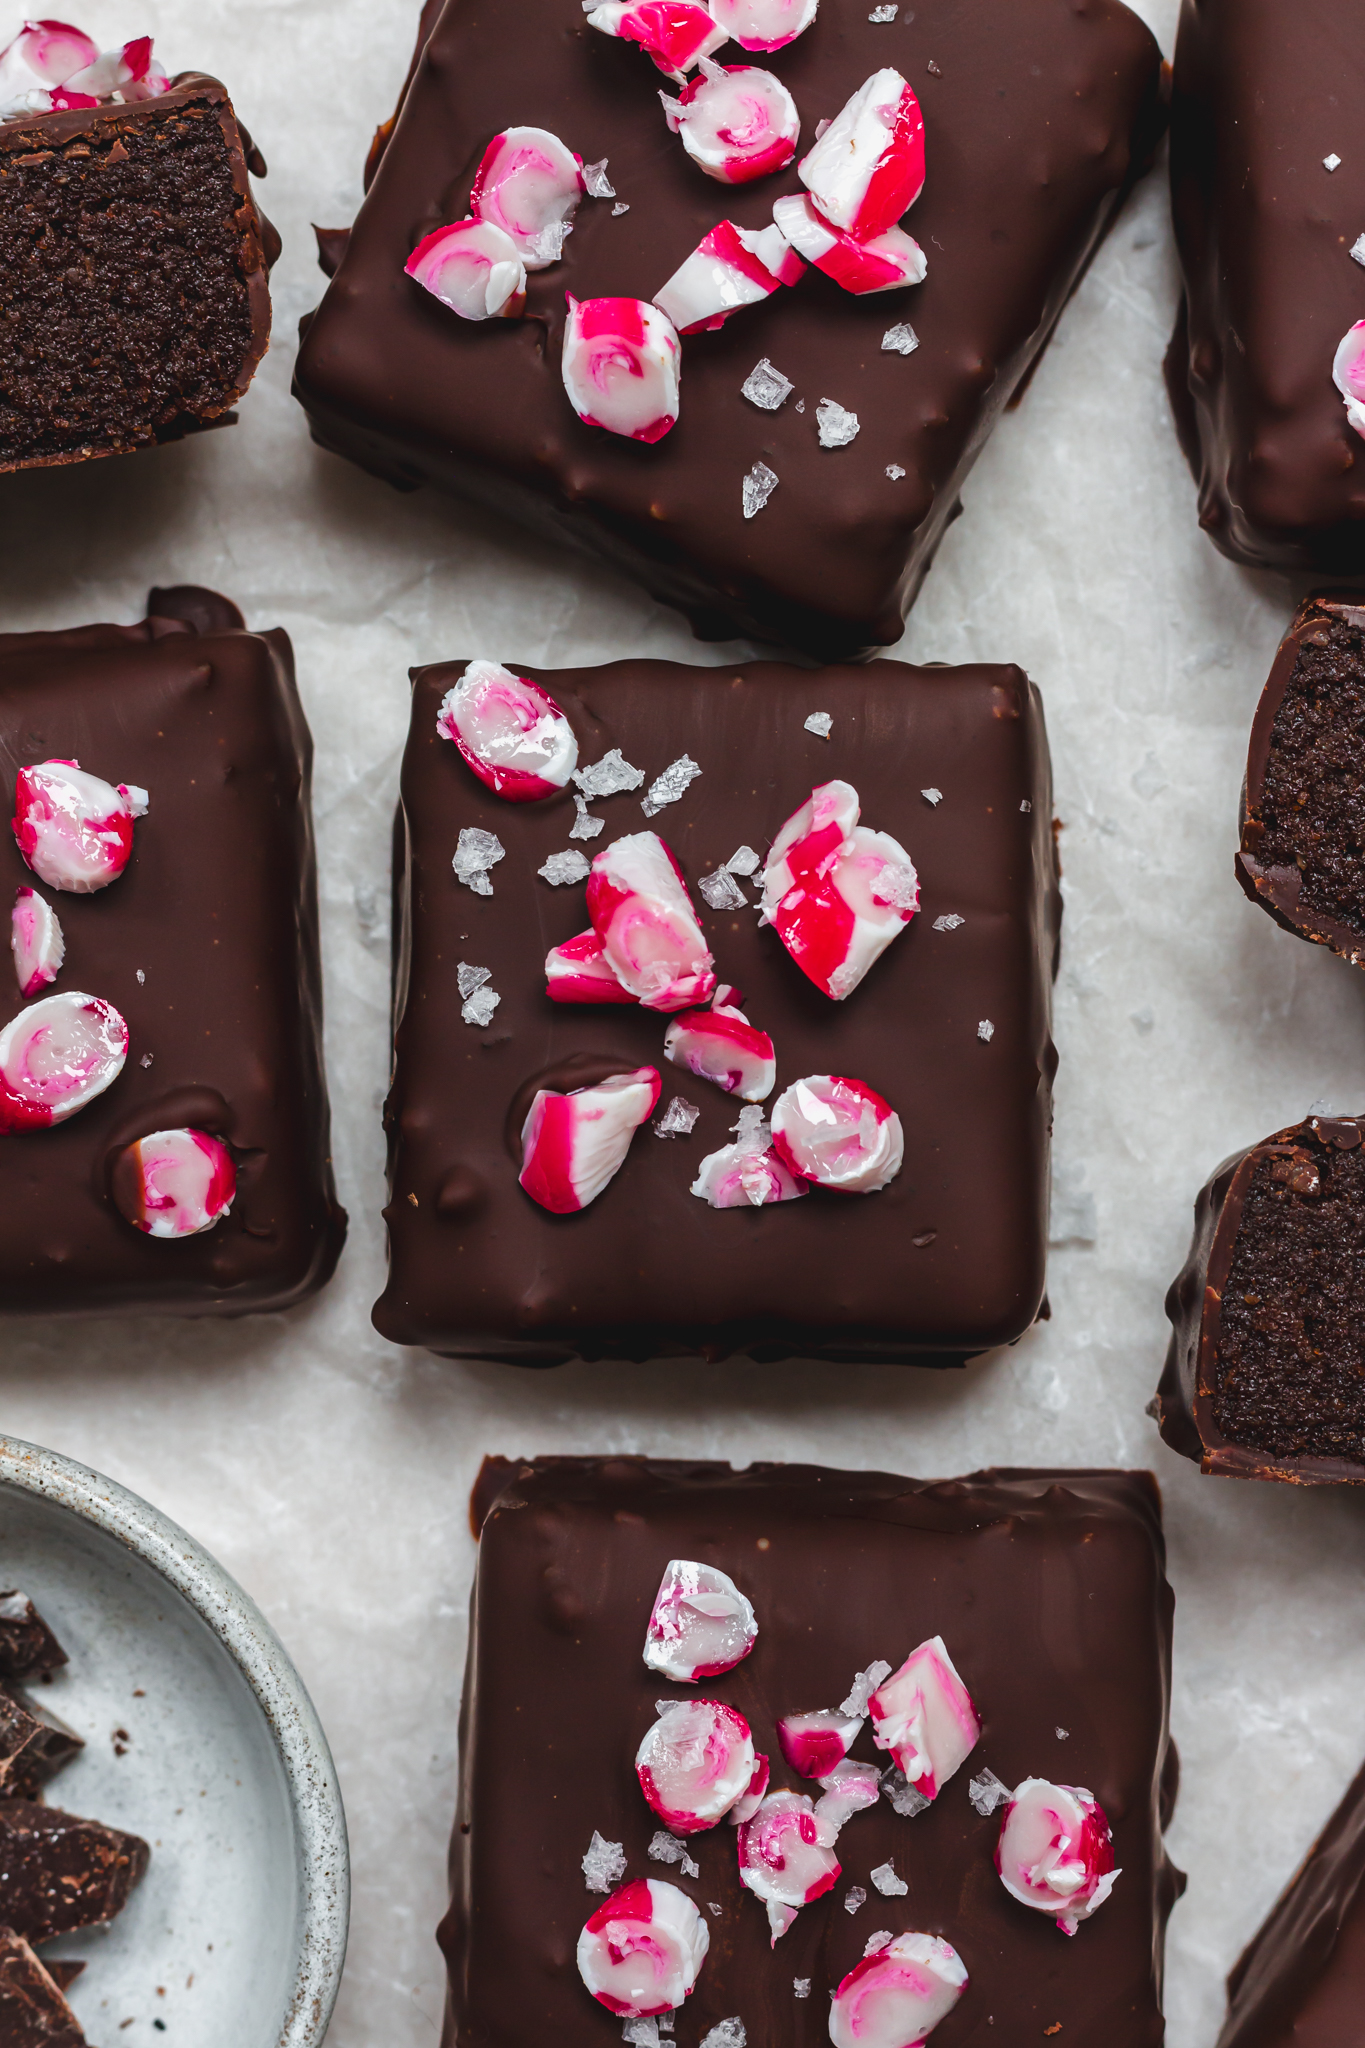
[295,0,1163,654]
[443,1457,1181,2048]
[377,655,1059,1364]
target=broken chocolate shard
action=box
[0,1690,82,1801]
[0,1598,66,1685]
[0,1927,86,2046]
[0,1802,149,1944]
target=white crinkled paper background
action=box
[2,0,1363,2041]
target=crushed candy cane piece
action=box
[814,1758,882,1833]
[743,462,779,517]
[588,833,715,1010]
[584,0,728,82]
[699,868,749,911]
[112,1127,236,1239]
[649,1831,702,1878]
[469,126,583,268]
[742,358,794,410]
[868,1637,980,1801]
[0,23,169,121]
[452,826,506,894]
[709,0,818,53]
[692,1103,806,1207]
[462,986,501,1026]
[829,1933,968,2048]
[1333,320,1365,439]
[882,321,919,353]
[572,795,606,840]
[545,928,641,1004]
[576,747,647,798]
[844,1887,868,1914]
[804,712,833,738]
[642,755,703,817]
[770,1075,903,1194]
[406,218,527,320]
[932,913,963,932]
[519,1066,660,1212]
[870,1860,908,1897]
[10,888,63,997]
[437,661,577,799]
[583,158,617,198]
[727,846,760,876]
[666,998,775,1102]
[13,761,147,894]
[995,1780,1118,1935]
[727,1752,770,1825]
[0,991,127,1133]
[699,2023,745,2048]
[584,1832,630,1892]
[776,1709,862,1780]
[737,1791,840,1937]
[799,69,925,238]
[841,1662,893,1718]
[662,60,800,184]
[794,1980,811,1999]
[638,1699,758,1832]
[817,398,860,447]
[578,1879,710,2015]
[540,848,593,885]
[969,1768,1010,1817]
[886,464,906,479]
[655,1093,701,1135]
[761,780,919,999]
[977,1019,994,1042]
[645,1559,757,1681]
[564,295,682,442]
[655,220,802,333]
[771,193,926,293]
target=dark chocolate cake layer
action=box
[1238,594,1365,967]
[0,76,274,473]
[443,1457,1182,2048]
[1157,1114,1365,1482]
[295,0,1164,655]
[0,586,346,1316]
[1166,0,1365,573]
[379,656,1059,1363]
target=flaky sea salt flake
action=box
[582,1831,628,1892]
[968,1768,1010,1816]
[613,201,631,214]
[574,747,646,798]
[1353,234,1365,267]
[649,1830,701,1879]
[462,986,501,1027]
[742,358,794,410]
[921,787,942,805]
[700,2024,746,2048]
[457,962,491,998]
[583,157,616,197]
[642,755,703,817]
[623,2021,659,2048]
[655,1094,702,1137]
[708,1902,723,1917]
[539,848,592,885]
[794,1980,812,1999]
[1325,153,1342,172]
[804,711,833,738]
[977,1019,995,1042]
[932,913,964,932]
[700,867,749,910]
[571,795,606,840]
[452,827,505,893]
[871,1860,908,1896]
[869,4,898,16]
[864,1929,893,1955]
[727,846,760,875]
[743,462,779,517]
[881,1765,930,1817]
[882,322,919,355]
[844,1886,868,1914]
[840,1661,893,1717]
[817,398,860,447]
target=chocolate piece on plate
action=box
[1166,0,1365,572]
[0,1599,66,1685]
[294,0,1164,655]
[378,655,1060,1363]
[0,1691,82,1800]
[0,1802,149,1944]
[0,586,346,1316]
[0,1928,85,2046]
[1237,595,1365,968]
[443,1457,1182,2048]
[1157,1113,1365,1482]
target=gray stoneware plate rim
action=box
[0,1431,350,2046]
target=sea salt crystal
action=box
[457,962,492,998]
[539,848,592,885]
[583,157,616,197]
[700,867,749,910]
[881,1765,931,1817]
[882,323,919,355]
[886,464,906,481]
[1056,1726,1069,1740]
[814,118,831,140]
[804,711,833,738]
[1353,234,1365,267]
[612,201,630,215]
[659,2022,674,2037]
[840,1660,892,1717]
[968,1767,1011,1817]
[582,1831,627,1892]
[139,1052,153,1069]
[655,1095,701,1137]
[700,2024,745,2048]
[1019,798,1032,813]
[933,913,964,932]
[921,787,942,806]
[743,462,779,518]
[136,968,145,984]
[869,4,897,17]
[642,754,703,817]
[462,986,501,1028]
[649,1829,701,1879]
[978,1019,995,1042]
[844,1886,868,1914]
[624,2021,660,2048]
[570,795,605,840]
[727,846,760,876]
[452,826,505,894]
[871,1860,908,1896]
[793,1981,812,2000]
[864,1929,893,1955]
[1325,153,1342,172]
[817,398,860,447]
[573,747,645,798]
[742,358,794,411]
[795,398,806,412]
[707,1903,723,1917]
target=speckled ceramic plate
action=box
[0,1435,349,2047]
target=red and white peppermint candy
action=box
[584,0,728,81]
[708,0,816,50]
[867,1638,980,1802]
[437,662,578,800]
[563,296,682,443]
[798,69,925,241]
[637,1699,757,1833]
[654,219,803,333]
[663,60,799,183]
[829,1933,968,2048]
[761,779,918,1000]
[0,991,127,1134]
[13,761,148,895]
[587,833,715,1011]
[59,33,166,104]
[737,1790,839,1942]
[771,193,925,294]
[995,1780,1119,1935]
[1334,320,1365,439]
[664,997,775,1100]
[469,126,584,268]
[814,1758,881,1833]
[577,1878,710,2016]
[770,1076,903,1194]
[727,1751,770,1825]
[11,888,63,998]
[112,1127,236,1239]
[644,1559,757,1681]
[545,929,642,1005]
[0,23,167,117]
[691,1130,806,1207]
[406,219,527,321]
[519,1066,660,1213]
[776,1709,862,1781]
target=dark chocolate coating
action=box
[0,587,346,1317]
[379,656,1060,1363]
[294,0,1164,655]
[0,1600,65,1685]
[1166,0,1365,573]
[0,1690,81,1802]
[0,1928,84,2046]
[442,1457,1182,2048]
[0,1802,148,1945]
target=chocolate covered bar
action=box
[443,1457,1182,2048]
[1157,1113,1365,1483]
[1166,0,1365,573]
[0,1929,84,2047]
[378,655,1059,1363]
[294,0,1163,655]
[0,586,346,1316]
[0,1803,148,1945]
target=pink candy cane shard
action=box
[737,1790,840,1943]
[663,996,775,1099]
[469,126,584,268]
[728,1751,770,1824]
[0,991,127,1134]
[584,0,728,82]
[770,1076,904,1194]
[587,833,716,1011]
[771,192,925,294]
[519,1066,660,1213]
[563,296,682,442]
[829,1933,968,2048]
[112,1127,236,1238]
[654,220,803,334]
[56,33,166,105]
[995,1779,1119,1935]
[644,1559,758,1681]
[437,661,578,799]
[867,1637,980,1802]
[405,219,527,321]
[708,0,817,51]
[636,1699,757,1832]
[0,23,168,118]
[1333,320,1365,439]
[577,1878,710,2015]
[11,888,64,997]
[814,1757,881,1832]
[13,762,148,894]
[761,779,918,999]
[545,929,641,1005]
[776,1708,862,1781]
[799,69,925,241]
[663,61,800,183]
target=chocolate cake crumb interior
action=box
[1253,610,1365,948]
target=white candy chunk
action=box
[578,1880,710,2015]
[813,1758,882,1835]
[727,846,761,876]
[575,747,647,798]
[699,2023,745,2048]
[886,464,906,480]
[804,712,833,737]
[583,1831,630,1892]
[709,0,818,53]
[654,220,800,333]
[996,1779,1119,1935]
[868,1638,981,1800]
[776,1708,862,1780]
[664,60,800,183]
[968,1767,1011,1817]
[406,217,527,320]
[564,295,682,442]
[771,192,926,294]
[0,991,128,1133]
[648,1830,701,1878]
[844,1887,868,1914]
[1333,319,1365,439]
[625,2020,661,2048]
[539,849,593,885]
[817,398,860,447]
[113,1127,236,1238]
[10,888,63,997]
[584,1,727,82]
[870,1859,908,1896]
[840,1661,893,1717]
[742,358,794,410]
[469,126,583,267]
[452,826,506,893]
[0,20,97,116]
[692,1099,806,1207]
[666,998,776,1098]
[643,755,703,817]
[737,1791,840,1937]
[644,1559,758,1681]
[828,1932,968,2048]
[921,787,942,805]
[587,832,715,1010]
[770,1075,903,1194]
[437,661,578,799]
[977,1019,995,1042]
[12,761,147,894]
[882,321,919,353]
[932,913,963,932]
[699,868,749,911]
[1325,152,1342,171]
[519,1067,660,1211]
[761,779,919,999]
[462,987,501,1026]
[655,1093,701,1136]
[571,795,606,840]
[743,462,779,517]
[637,1699,758,1832]
[798,68,925,238]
